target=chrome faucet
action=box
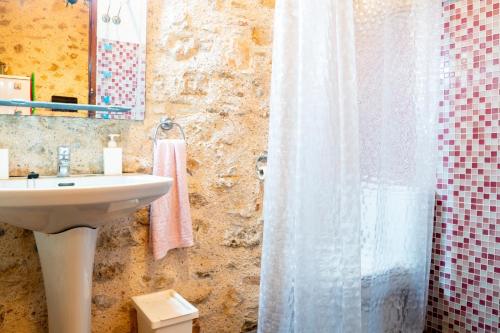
[57,146,71,177]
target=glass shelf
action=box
[0,99,131,113]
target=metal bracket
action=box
[256,151,268,181]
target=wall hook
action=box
[102,1,111,23]
[112,3,122,25]
[256,151,268,181]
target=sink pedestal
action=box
[35,227,98,333]
[0,174,172,332]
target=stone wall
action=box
[0,0,274,332]
[0,0,89,108]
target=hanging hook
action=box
[102,1,111,23]
[112,2,122,25]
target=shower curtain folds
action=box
[258,0,441,332]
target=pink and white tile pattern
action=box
[95,38,146,120]
[426,0,500,332]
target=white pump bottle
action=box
[103,134,122,175]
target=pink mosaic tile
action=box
[95,38,146,120]
[426,0,500,332]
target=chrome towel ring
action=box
[153,117,186,145]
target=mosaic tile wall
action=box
[426,0,500,332]
[95,38,146,120]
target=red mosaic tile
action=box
[426,1,500,332]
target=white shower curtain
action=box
[258,0,441,332]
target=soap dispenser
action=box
[103,134,122,175]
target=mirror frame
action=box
[89,0,97,105]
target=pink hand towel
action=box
[150,139,193,260]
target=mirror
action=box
[0,0,146,120]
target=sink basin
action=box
[0,174,172,233]
[0,173,172,333]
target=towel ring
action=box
[153,117,186,145]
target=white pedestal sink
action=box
[0,174,172,333]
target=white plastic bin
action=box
[132,290,199,333]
